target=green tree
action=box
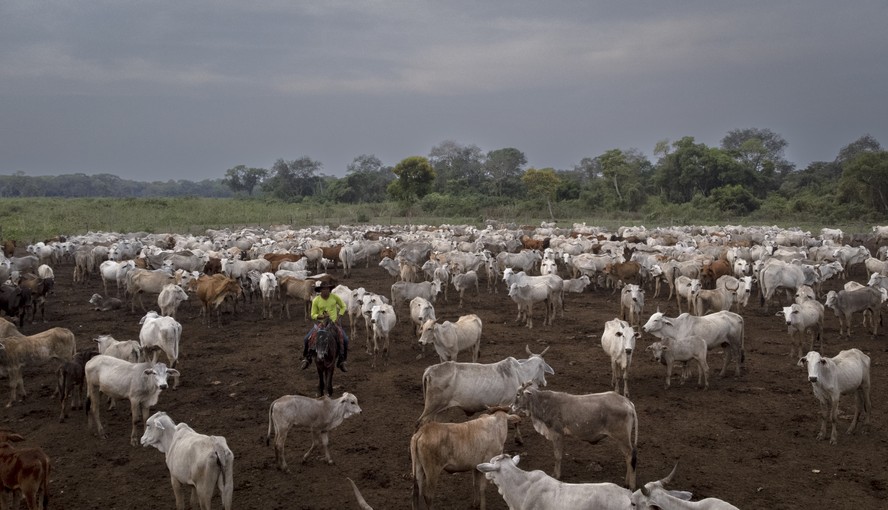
[223,165,267,195]
[522,168,561,219]
[654,137,752,203]
[836,134,882,165]
[428,140,486,194]
[595,148,652,209]
[721,128,793,195]
[388,156,436,213]
[839,150,888,214]
[342,154,394,203]
[263,157,323,201]
[484,148,526,197]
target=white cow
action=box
[370,304,397,367]
[157,284,189,319]
[418,314,482,363]
[94,334,144,363]
[798,349,871,445]
[477,454,632,510]
[265,392,362,471]
[84,355,179,445]
[451,270,480,308]
[409,297,436,338]
[141,412,234,510]
[646,336,710,389]
[139,311,182,388]
[600,319,637,397]
[259,272,279,319]
[619,284,645,327]
[631,464,739,510]
[643,310,744,377]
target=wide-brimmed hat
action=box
[315,281,335,290]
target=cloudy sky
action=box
[1,1,886,182]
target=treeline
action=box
[0,172,232,198]
[3,129,887,223]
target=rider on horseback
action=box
[300,281,349,372]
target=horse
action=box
[310,320,341,397]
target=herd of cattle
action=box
[0,221,885,509]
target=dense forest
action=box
[2,129,886,223]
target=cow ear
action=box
[167,369,180,376]
[797,357,807,367]
[512,455,520,465]
[143,368,156,376]
[667,490,694,501]
[820,359,827,365]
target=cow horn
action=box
[662,462,679,485]
[525,344,532,355]
[640,485,651,497]
[539,345,550,357]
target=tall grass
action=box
[0,197,877,242]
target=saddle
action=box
[307,321,344,354]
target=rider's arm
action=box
[310,297,323,321]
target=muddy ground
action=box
[3,253,887,510]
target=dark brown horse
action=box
[311,320,341,397]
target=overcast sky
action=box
[1,1,886,182]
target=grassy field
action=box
[0,197,877,242]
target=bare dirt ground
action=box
[3,252,887,510]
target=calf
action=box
[84,355,179,446]
[0,440,50,510]
[477,454,631,510]
[674,276,702,315]
[141,412,234,510]
[56,348,100,422]
[646,337,710,389]
[798,349,871,445]
[562,275,591,294]
[631,464,739,510]
[600,319,637,397]
[88,293,123,312]
[411,410,520,510]
[619,284,644,327]
[418,314,482,363]
[781,300,825,358]
[409,297,436,339]
[157,283,188,319]
[369,304,397,367]
[265,392,361,472]
[451,270,479,308]
[511,385,638,488]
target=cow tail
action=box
[42,458,50,509]
[740,317,746,365]
[410,433,425,510]
[214,439,234,509]
[631,402,639,472]
[265,401,275,446]
[56,365,66,404]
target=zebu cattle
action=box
[409,297,436,338]
[139,312,182,388]
[265,392,362,471]
[259,272,279,319]
[496,250,541,274]
[631,464,739,510]
[562,275,591,294]
[99,260,135,297]
[0,327,76,407]
[0,284,28,328]
[391,280,441,312]
[418,314,482,363]
[369,303,397,367]
[643,311,744,377]
[759,260,806,310]
[451,270,479,308]
[359,293,388,350]
[824,286,886,337]
[89,293,123,312]
[378,257,401,279]
[56,348,100,422]
[833,245,870,277]
[781,300,825,358]
[477,454,632,510]
[600,319,637,397]
[418,346,553,425]
[717,275,753,311]
[94,334,144,363]
[619,284,644,327]
[508,281,552,329]
[695,283,738,316]
[0,439,51,510]
[798,349,871,445]
[141,412,234,510]
[511,384,638,488]
[411,410,520,510]
[646,337,710,389]
[128,268,178,312]
[673,276,702,315]
[157,283,189,319]
[84,356,178,445]
[278,276,315,321]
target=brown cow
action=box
[700,258,732,289]
[203,257,222,275]
[519,235,550,251]
[1,240,15,259]
[321,246,343,270]
[188,274,243,326]
[56,348,100,422]
[263,253,304,272]
[0,436,50,510]
[605,261,642,290]
[279,277,316,321]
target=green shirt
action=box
[311,293,346,321]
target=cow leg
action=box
[718,347,730,377]
[274,424,290,472]
[131,402,145,446]
[170,476,186,510]
[828,398,840,445]
[551,436,564,479]
[815,399,829,441]
[320,431,334,465]
[474,469,488,510]
[698,357,710,389]
[303,430,320,463]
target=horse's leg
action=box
[316,363,325,397]
[325,366,334,397]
